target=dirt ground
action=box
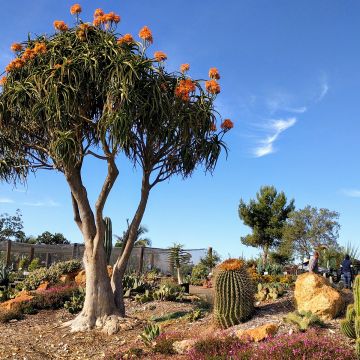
[0,288,353,360]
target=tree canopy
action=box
[0,209,25,242]
[239,185,295,264]
[282,206,340,260]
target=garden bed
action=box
[0,291,355,360]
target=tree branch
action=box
[71,192,82,231]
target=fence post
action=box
[150,253,154,270]
[45,253,51,268]
[138,246,145,274]
[29,246,35,262]
[72,243,78,259]
[5,240,12,267]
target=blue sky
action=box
[0,0,360,259]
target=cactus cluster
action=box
[256,283,285,301]
[284,310,324,332]
[340,275,360,357]
[214,259,254,328]
[103,217,113,264]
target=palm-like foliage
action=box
[114,224,151,248]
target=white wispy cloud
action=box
[23,200,60,207]
[253,118,297,157]
[341,189,360,198]
[317,75,329,102]
[265,91,307,115]
[0,197,14,204]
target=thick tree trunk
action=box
[262,245,269,267]
[64,163,122,334]
[177,267,182,284]
[65,237,121,334]
[111,173,150,314]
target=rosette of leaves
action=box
[168,243,191,284]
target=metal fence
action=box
[0,240,207,274]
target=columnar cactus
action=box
[103,217,113,264]
[214,258,254,328]
[341,275,360,357]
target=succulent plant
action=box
[341,275,360,357]
[340,319,356,339]
[284,310,324,332]
[213,259,254,328]
[103,217,112,265]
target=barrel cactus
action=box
[341,275,360,357]
[103,217,113,264]
[214,258,254,328]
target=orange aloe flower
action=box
[6,58,25,72]
[210,122,217,132]
[94,8,104,18]
[79,23,91,31]
[220,119,234,130]
[180,63,190,73]
[139,26,153,43]
[21,48,36,61]
[205,79,220,94]
[117,34,134,46]
[175,79,196,101]
[53,64,62,70]
[70,4,82,15]
[208,67,220,80]
[54,20,68,32]
[11,43,23,52]
[33,42,47,55]
[104,12,120,23]
[0,76,7,86]
[154,51,167,62]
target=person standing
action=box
[341,254,352,289]
[309,251,320,273]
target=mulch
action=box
[0,290,353,360]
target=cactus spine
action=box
[214,259,254,329]
[340,319,356,339]
[104,217,113,264]
[341,275,360,357]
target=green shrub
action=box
[28,258,41,272]
[64,287,85,314]
[17,260,81,291]
[18,257,29,270]
[191,263,209,286]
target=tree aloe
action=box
[0,5,231,332]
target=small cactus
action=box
[356,338,360,358]
[340,319,356,339]
[214,259,254,328]
[346,304,356,322]
[103,217,113,264]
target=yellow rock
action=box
[0,293,34,310]
[75,266,113,286]
[294,272,344,320]
[236,323,279,342]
